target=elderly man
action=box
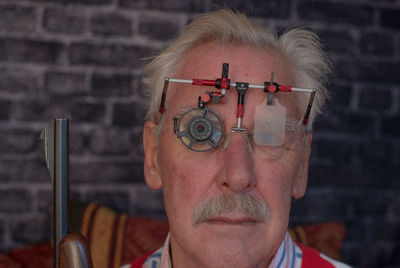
[124,9,350,268]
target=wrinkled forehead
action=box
[166,42,303,118]
[175,42,294,83]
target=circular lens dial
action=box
[176,108,223,152]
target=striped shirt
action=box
[122,232,351,268]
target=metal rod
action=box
[41,119,70,268]
[166,78,314,92]
[291,87,314,93]
[168,78,192,83]
[54,118,69,267]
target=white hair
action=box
[142,9,332,134]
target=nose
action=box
[216,131,256,193]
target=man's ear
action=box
[292,132,312,199]
[143,121,162,190]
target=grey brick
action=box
[91,72,133,97]
[37,190,52,213]
[0,219,4,244]
[341,243,365,267]
[43,7,85,35]
[67,0,112,4]
[317,29,355,55]
[359,86,392,113]
[334,59,358,81]
[291,189,355,219]
[312,138,357,164]
[133,188,164,213]
[392,244,400,265]
[119,0,205,12]
[211,0,290,18]
[69,128,90,154]
[67,101,106,123]
[0,160,49,183]
[31,0,112,4]
[328,80,352,108]
[360,31,395,56]
[70,160,143,183]
[14,99,50,122]
[354,191,394,216]
[0,128,40,153]
[89,127,132,155]
[380,8,400,30]
[90,12,132,36]
[358,139,394,165]
[112,101,146,127]
[357,60,400,83]
[15,99,106,123]
[117,0,145,9]
[139,16,182,41]
[11,217,50,244]
[0,67,40,94]
[382,115,400,137]
[0,99,11,121]
[0,38,63,64]
[85,191,130,213]
[131,129,144,158]
[308,162,400,188]
[298,1,374,25]
[314,109,375,136]
[45,71,87,95]
[344,218,369,242]
[68,42,152,67]
[0,4,37,33]
[0,190,32,213]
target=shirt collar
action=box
[144,232,302,268]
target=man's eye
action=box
[249,131,284,150]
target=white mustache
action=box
[193,193,271,225]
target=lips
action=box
[205,214,261,225]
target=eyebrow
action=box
[285,118,303,132]
[175,105,197,117]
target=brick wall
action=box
[0,0,399,267]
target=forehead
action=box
[167,42,300,116]
[175,42,294,84]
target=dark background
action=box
[0,0,399,267]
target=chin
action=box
[192,227,271,268]
[199,247,269,268]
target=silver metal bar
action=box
[168,78,193,84]
[167,78,314,92]
[231,82,263,89]
[291,87,314,93]
[41,119,70,268]
[237,117,242,128]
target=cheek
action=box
[254,156,301,207]
[157,139,214,211]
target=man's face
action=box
[143,42,312,268]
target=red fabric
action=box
[121,217,168,265]
[130,250,157,268]
[6,243,53,268]
[297,243,335,268]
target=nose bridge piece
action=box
[223,127,253,153]
[219,128,255,192]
